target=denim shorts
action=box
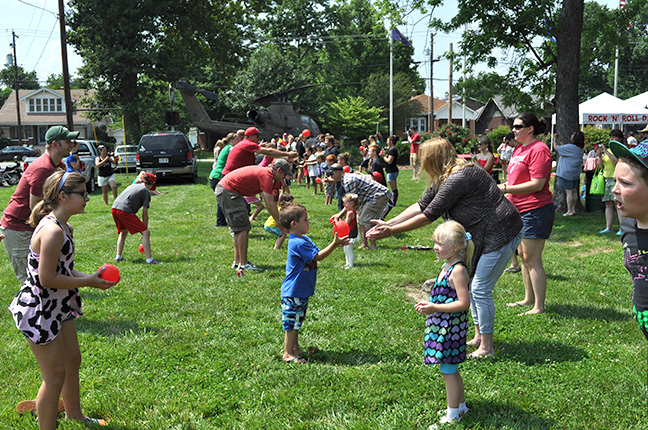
[386,171,399,182]
[555,176,578,190]
[281,297,309,331]
[520,203,555,239]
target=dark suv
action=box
[136,132,198,182]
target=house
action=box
[0,88,110,149]
[473,96,517,135]
[406,94,481,136]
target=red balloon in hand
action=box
[138,243,145,253]
[315,177,322,183]
[334,221,350,238]
[343,165,350,173]
[97,264,120,284]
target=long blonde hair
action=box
[433,220,475,273]
[28,170,86,227]
[419,138,472,188]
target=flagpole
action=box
[389,32,394,136]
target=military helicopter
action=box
[176,81,321,147]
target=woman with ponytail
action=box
[10,170,115,429]
[367,138,523,358]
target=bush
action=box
[430,123,473,154]
[487,125,512,151]
[582,126,610,153]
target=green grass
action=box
[0,162,645,429]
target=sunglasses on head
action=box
[512,124,527,130]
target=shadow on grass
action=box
[549,304,628,322]
[546,273,568,281]
[76,318,159,338]
[304,347,411,366]
[461,399,554,429]
[495,340,588,365]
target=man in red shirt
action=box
[221,126,298,176]
[1,126,78,283]
[216,158,293,271]
[408,126,421,180]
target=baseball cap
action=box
[272,159,293,176]
[45,126,80,145]
[640,125,648,133]
[610,140,648,171]
[245,127,259,137]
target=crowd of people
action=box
[3,118,648,429]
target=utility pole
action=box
[448,43,453,126]
[58,0,74,130]
[429,34,434,133]
[10,31,24,145]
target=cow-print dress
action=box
[8,215,82,345]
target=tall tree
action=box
[0,65,40,90]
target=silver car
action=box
[115,145,138,172]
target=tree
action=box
[0,65,40,90]
[45,73,87,90]
[67,0,257,144]
[364,71,423,133]
[326,96,384,139]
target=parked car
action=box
[23,139,99,192]
[0,146,40,161]
[136,132,197,182]
[115,145,137,172]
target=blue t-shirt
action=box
[281,234,320,298]
[66,154,81,173]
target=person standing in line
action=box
[555,131,585,217]
[597,129,624,235]
[1,125,78,284]
[382,135,400,208]
[408,126,421,179]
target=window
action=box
[27,97,64,113]
[407,117,426,133]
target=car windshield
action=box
[139,135,186,152]
[116,146,137,155]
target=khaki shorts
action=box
[0,226,32,284]
[215,185,251,234]
[357,195,390,226]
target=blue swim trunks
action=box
[281,297,309,331]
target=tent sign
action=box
[583,113,648,124]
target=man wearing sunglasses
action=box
[1,125,79,283]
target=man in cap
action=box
[638,125,648,146]
[221,126,297,176]
[1,125,78,283]
[216,158,293,271]
[329,163,392,250]
[112,172,161,264]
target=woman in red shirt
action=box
[499,112,553,316]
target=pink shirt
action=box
[507,140,553,213]
[221,139,260,176]
[219,165,280,198]
[410,132,421,154]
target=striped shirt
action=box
[342,172,392,203]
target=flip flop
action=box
[82,417,108,426]
[16,398,65,414]
[283,357,306,364]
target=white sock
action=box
[116,254,122,260]
[146,257,154,263]
[447,407,460,420]
[459,402,468,412]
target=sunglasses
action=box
[512,124,528,130]
[66,190,88,199]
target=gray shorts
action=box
[215,185,251,234]
[358,195,390,226]
[0,226,32,284]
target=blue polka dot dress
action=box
[424,262,469,365]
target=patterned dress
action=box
[8,215,82,345]
[424,262,469,365]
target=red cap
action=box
[372,171,384,183]
[245,127,259,136]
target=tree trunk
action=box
[554,0,585,214]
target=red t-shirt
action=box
[221,139,260,176]
[219,165,280,198]
[507,140,553,213]
[410,132,421,154]
[1,153,64,231]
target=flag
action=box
[391,28,411,46]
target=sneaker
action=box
[505,266,521,273]
[115,256,127,263]
[429,413,462,430]
[616,229,623,236]
[239,262,262,271]
[146,259,162,265]
[598,228,612,234]
[231,261,238,269]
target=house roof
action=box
[0,88,97,126]
[409,94,446,115]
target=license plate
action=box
[159,158,169,163]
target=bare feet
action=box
[283,355,306,364]
[507,300,533,308]
[466,337,481,348]
[518,308,545,316]
[469,349,495,359]
[358,244,369,250]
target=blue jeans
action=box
[469,231,522,334]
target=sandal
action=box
[283,357,307,364]
[16,398,65,414]
[82,417,108,426]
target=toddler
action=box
[333,193,359,268]
[264,194,295,249]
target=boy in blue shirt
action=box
[279,203,348,363]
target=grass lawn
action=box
[0,160,646,429]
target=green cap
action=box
[45,126,79,145]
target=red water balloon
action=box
[334,221,350,238]
[315,177,321,183]
[97,264,120,284]
[343,165,350,173]
[302,129,311,138]
[138,243,145,253]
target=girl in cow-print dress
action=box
[8,171,115,428]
